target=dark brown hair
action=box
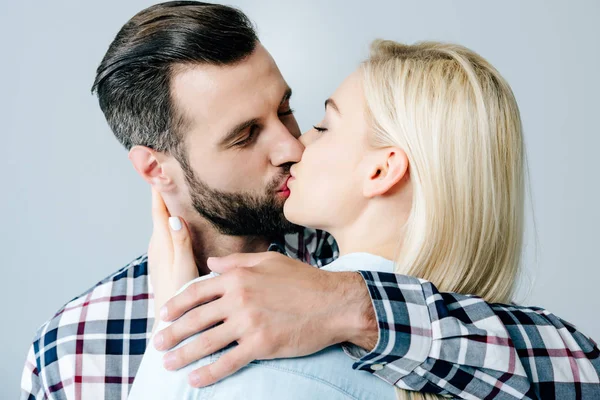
[91,1,258,155]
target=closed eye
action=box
[278,108,295,117]
[235,125,260,147]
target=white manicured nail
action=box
[169,217,182,231]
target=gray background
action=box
[2,0,599,397]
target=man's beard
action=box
[181,162,301,238]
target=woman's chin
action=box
[283,197,303,227]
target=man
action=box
[21,2,600,399]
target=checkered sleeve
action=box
[20,341,44,400]
[343,271,600,399]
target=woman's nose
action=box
[299,129,317,146]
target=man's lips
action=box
[278,176,288,191]
[277,175,293,195]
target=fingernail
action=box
[169,217,182,231]
[160,305,168,320]
[154,332,164,350]
[164,352,177,370]
[189,372,201,387]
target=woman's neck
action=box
[328,202,408,262]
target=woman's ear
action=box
[363,148,409,198]
[128,146,176,191]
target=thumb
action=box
[207,252,274,273]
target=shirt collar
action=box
[267,238,287,255]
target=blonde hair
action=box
[361,40,525,400]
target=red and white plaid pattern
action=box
[20,229,600,399]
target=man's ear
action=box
[363,148,409,198]
[128,146,175,191]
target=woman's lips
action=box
[285,176,295,191]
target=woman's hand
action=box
[148,188,199,332]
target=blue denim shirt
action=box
[128,253,396,399]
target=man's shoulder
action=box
[41,253,150,326]
[27,253,153,377]
[283,228,338,267]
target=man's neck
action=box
[187,221,272,276]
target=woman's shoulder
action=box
[219,345,394,400]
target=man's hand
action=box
[153,252,378,388]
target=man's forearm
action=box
[341,270,600,399]
[329,271,379,351]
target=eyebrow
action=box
[220,87,293,147]
[325,98,341,114]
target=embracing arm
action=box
[149,217,599,398]
[345,270,600,399]
[156,254,600,398]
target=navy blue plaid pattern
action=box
[344,271,600,398]
[21,229,600,399]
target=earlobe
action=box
[363,149,409,198]
[128,146,174,190]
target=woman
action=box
[131,40,547,399]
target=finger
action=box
[151,187,171,241]
[154,298,228,351]
[161,276,225,321]
[169,216,199,276]
[163,322,239,371]
[187,343,255,387]
[207,252,274,273]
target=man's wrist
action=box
[329,271,379,351]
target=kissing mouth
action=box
[277,175,291,192]
[275,174,294,198]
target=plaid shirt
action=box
[21,229,600,399]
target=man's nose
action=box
[270,127,305,167]
[271,121,304,167]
